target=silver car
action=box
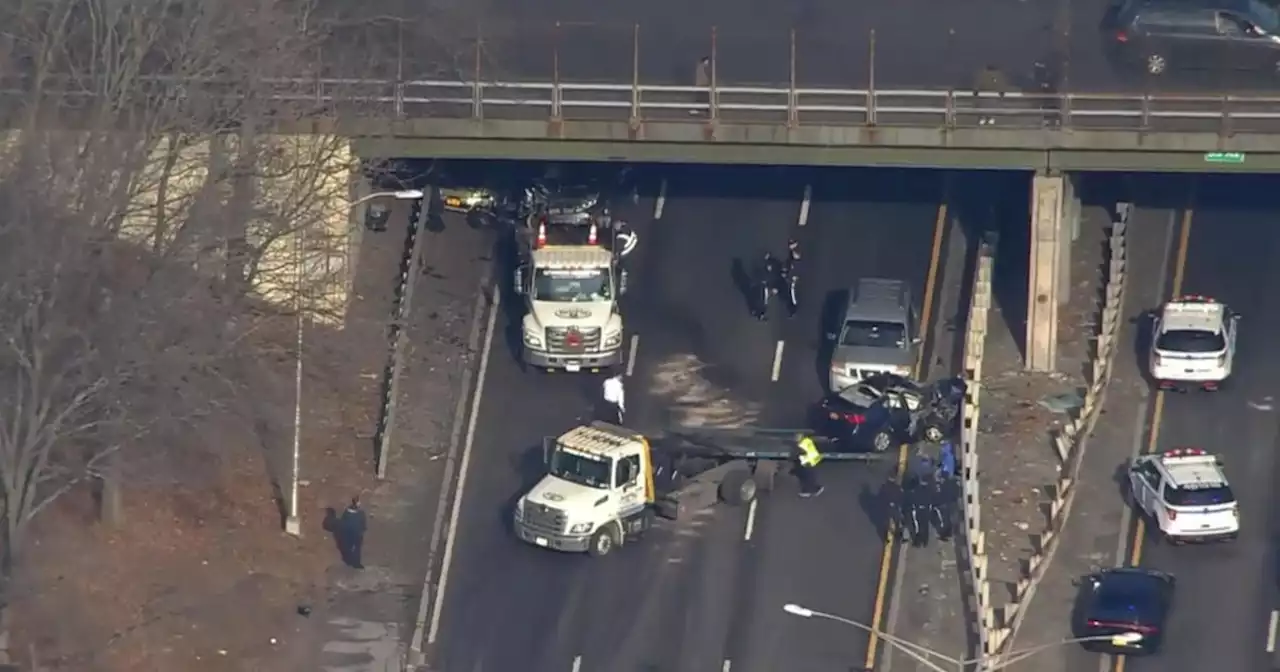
[828,278,920,392]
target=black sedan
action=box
[816,374,961,453]
[1074,567,1173,656]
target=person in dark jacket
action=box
[750,252,781,320]
[972,64,1012,126]
[691,56,712,116]
[338,496,368,569]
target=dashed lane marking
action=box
[797,184,812,227]
[626,334,640,377]
[1267,610,1278,653]
[743,499,758,541]
[654,178,668,220]
[770,340,785,382]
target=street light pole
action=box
[782,603,1142,672]
[350,189,424,209]
[282,187,425,537]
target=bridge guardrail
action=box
[8,76,1280,135]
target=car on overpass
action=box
[1105,0,1280,77]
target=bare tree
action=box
[0,0,373,609]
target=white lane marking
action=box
[654,178,668,219]
[626,334,640,377]
[411,279,493,654]
[743,499,758,541]
[572,655,583,672]
[1100,208,1179,672]
[722,660,732,672]
[425,285,501,646]
[797,184,812,227]
[1268,610,1279,653]
[770,340,785,382]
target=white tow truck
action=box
[513,422,877,557]
[1148,294,1239,391]
[514,218,628,372]
[1127,447,1239,544]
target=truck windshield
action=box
[549,449,611,489]
[841,320,907,348]
[1156,329,1225,353]
[533,268,612,302]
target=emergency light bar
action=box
[1162,447,1210,461]
[1172,295,1217,304]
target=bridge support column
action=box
[1026,171,1080,372]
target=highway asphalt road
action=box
[427,164,954,672]
[1111,175,1280,672]
[318,0,1280,93]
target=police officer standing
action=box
[793,433,825,497]
[338,496,368,570]
[779,239,800,318]
[749,252,780,320]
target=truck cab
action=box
[514,219,628,372]
[514,423,655,557]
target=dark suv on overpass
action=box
[1105,0,1280,77]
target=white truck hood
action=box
[528,300,614,329]
[524,475,610,511]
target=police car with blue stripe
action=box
[1126,447,1239,544]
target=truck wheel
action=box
[922,422,946,444]
[588,525,618,557]
[872,430,894,452]
[719,469,758,506]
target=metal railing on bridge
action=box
[8,74,1280,136]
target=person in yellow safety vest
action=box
[793,433,825,498]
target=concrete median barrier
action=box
[985,203,1131,666]
[959,232,998,663]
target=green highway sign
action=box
[1204,152,1246,164]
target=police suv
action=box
[1148,295,1238,391]
[1127,447,1239,544]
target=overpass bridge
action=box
[19,57,1278,371]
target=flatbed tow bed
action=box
[644,427,883,521]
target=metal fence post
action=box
[867,29,877,126]
[552,21,563,120]
[394,20,405,118]
[471,35,483,119]
[788,29,798,128]
[631,23,641,123]
[1219,95,1231,138]
[710,26,718,121]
